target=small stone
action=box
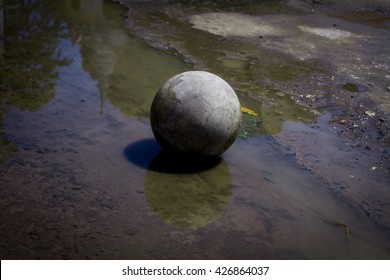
[309,109,321,116]
[150,71,242,157]
[365,111,376,117]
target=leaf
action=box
[241,106,258,116]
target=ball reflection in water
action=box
[144,152,232,229]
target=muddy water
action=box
[0,0,389,259]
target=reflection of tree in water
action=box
[0,0,71,162]
[64,0,190,117]
[63,0,118,114]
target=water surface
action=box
[0,0,389,259]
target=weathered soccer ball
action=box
[150,71,242,157]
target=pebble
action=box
[365,111,376,117]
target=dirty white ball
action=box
[150,71,242,157]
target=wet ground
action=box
[0,0,389,259]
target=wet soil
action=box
[118,0,390,231]
[0,0,390,259]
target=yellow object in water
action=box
[241,107,258,116]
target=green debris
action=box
[239,113,263,139]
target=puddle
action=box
[0,0,390,259]
[220,58,248,70]
[145,156,232,230]
[337,10,390,29]
[342,83,367,92]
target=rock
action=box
[150,71,242,157]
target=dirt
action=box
[116,0,390,230]
[1,0,390,260]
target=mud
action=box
[117,0,390,230]
[1,0,390,259]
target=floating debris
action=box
[241,106,258,116]
[365,111,376,117]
